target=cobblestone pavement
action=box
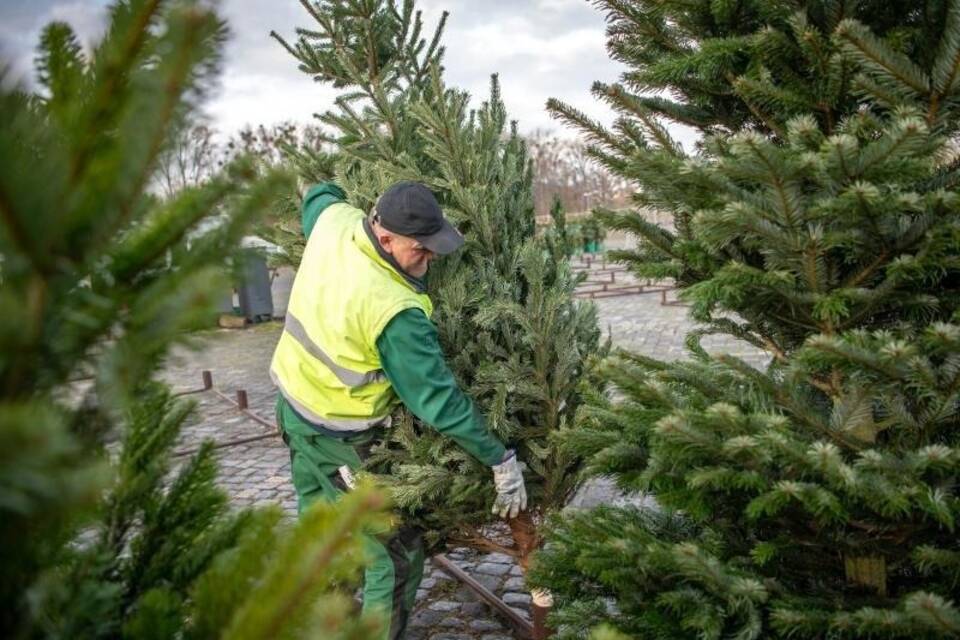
[571,256,768,367]
[159,258,767,639]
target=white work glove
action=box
[491,449,527,519]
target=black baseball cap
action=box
[374,181,464,255]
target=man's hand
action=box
[491,450,527,519]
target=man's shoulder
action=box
[312,201,363,234]
[303,182,347,204]
[302,183,351,237]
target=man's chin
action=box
[408,262,431,278]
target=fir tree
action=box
[530,1,960,638]
[0,1,386,637]
[272,0,603,561]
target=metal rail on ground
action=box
[572,258,688,305]
[171,370,279,458]
[432,554,536,639]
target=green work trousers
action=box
[277,400,424,640]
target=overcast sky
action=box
[1,0,631,141]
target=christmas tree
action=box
[530,1,960,638]
[272,0,603,561]
[0,1,386,637]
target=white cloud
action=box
[47,1,109,45]
[457,21,605,68]
[205,72,339,138]
[0,0,109,88]
[1,0,635,141]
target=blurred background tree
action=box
[0,1,386,637]
[526,129,632,219]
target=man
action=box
[270,180,527,640]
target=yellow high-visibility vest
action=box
[269,202,433,432]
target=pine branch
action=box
[835,19,931,97]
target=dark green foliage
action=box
[273,0,603,552]
[0,1,385,637]
[186,479,388,640]
[545,195,576,261]
[30,385,244,638]
[532,1,960,637]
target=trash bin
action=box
[270,266,295,319]
[237,250,273,322]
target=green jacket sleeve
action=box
[376,308,507,466]
[302,182,347,238]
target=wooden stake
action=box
[531,589,554,639]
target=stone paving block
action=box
[454,573,502,603]
[508,606,530,622]
[502,592,531,607]
[438,617,465,629]
[428,600,461,612]
[461,602,488,617]
[469,618,505,632]
[409,609,444,628]
[480,552,514,564]
[475,562,512,576]
[503,576,525,591]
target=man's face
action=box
[378,229,436,278]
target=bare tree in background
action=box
[223,121,329,167]
[526,129,631,219]
[227,123,295,164]
[155,120,219,198]
[154,120,332,197]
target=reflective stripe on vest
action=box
[270,369,392,432]
[282,312,387,387]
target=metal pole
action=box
[432,554,534,639]
[172,371,279,457]
[171,369,214,398]
[236,389,248,410]
[173,431,278,458]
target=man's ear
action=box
[376,229,393,254]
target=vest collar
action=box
[356,217,427,294]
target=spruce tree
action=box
[1,2,386,637]
[529,1,960,638]
[272,0,603,561]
